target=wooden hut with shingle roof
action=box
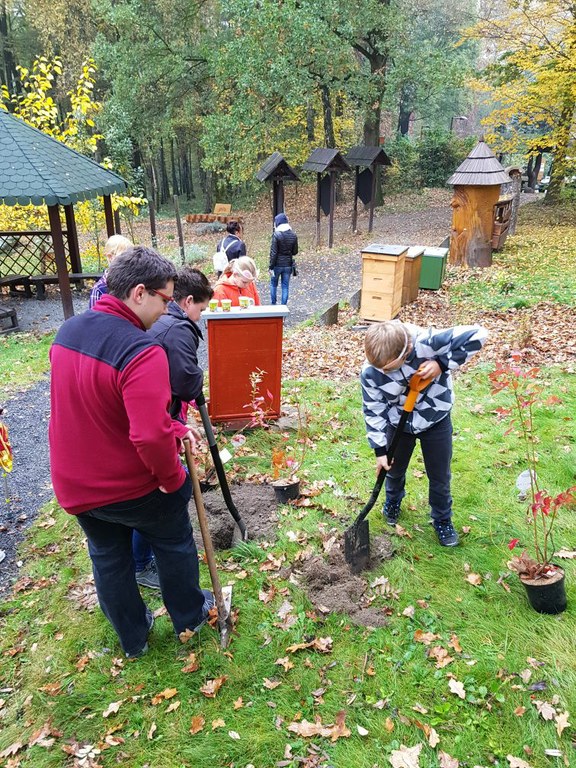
[447,139,510,267]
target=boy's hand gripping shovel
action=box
[344,372,434,574]
[185,441,233,648]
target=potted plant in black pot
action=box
[490,353,575,614]
[270,404,309,503]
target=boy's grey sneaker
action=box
[383,499,402,526]
[126,610,154,659]
[434,520,460,547]
[193,589,216,632]
[136,559,161,590]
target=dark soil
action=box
[299,535,395,628]
[192,482,278,550]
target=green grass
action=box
[449,200,576,311]
[1,368,575,767]
[0,331,53,394]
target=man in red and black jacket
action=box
[49,246,213,658]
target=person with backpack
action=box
[214,221,246,277]
[269,212,298,305]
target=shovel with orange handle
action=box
[344,371,434,573]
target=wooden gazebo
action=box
[345,146,391,233]
[447,139,510,268]
[302,148,351,248]
[0,110,127,319]
[256,152,300,221]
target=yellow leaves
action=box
[150,688,178,705]
[287,710,351,742]
[285,637,333,654]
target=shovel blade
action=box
[344,519,371,574]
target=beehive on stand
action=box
[360,244,407,321]
[447,139,510,268]
[401,246,424,305]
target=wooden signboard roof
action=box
[447,140,510,186]
[256,152,299,182]
[0,110,127,206]
[302,148,352,174]
[345,145,391,167]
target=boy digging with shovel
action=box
[361,321,488,546]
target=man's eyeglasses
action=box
[147,288,173,306]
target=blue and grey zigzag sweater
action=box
[361,324,488,453]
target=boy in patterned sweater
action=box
[361,321,488,546]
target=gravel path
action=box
[0,201,461,595]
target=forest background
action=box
[1,0,575,233]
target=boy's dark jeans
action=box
[76,476,205,656]
[384,414,453,523]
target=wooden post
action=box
[449,185,501,267]
[103,195,115,237]
[148,200,158,249]
[48,205,74,320]
[352,166,359,233]
[368,164,377,233]
[173,195,185,263]
[114,209,122,234]
[64,204,82,273]
[328,171,336,248]
[508,170,521,236]
[272,180,284,218]
[315,172,321,247]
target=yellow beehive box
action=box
[360,244,407,321]
[401,246,425,305]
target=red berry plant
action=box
[489,353,576,581]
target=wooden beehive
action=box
[401,246,424,305]
[360,244,407,321]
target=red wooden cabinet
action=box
[204,306,289,424]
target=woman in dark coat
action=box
[269,213,298,305]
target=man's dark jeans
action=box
[384,414,453,523]
[76,476,205,657]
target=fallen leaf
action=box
[189,715,205,735]
[357,724,369,736]
[448,679,466,699]
[514,706,526,716]
[533,699,556,721]
[412,704,428,714]
[448,634,462,653]
[147,722,157,740]
[228,730,241,740]
[0,741,24,759]
[555,710,570,736]
[211,718,226,730]
[181,652,199,673]
[402,605,415,618]
[166,700,181,713]
[438,752,459,768]
[507,756,532,768]
[263,678,282,690]
[200,676,227,698]
[413,630,439,645]
[466,573,482,586]
[389,743,423,768]
[384,717,395,732]
[151,688,178,705]
[275,656,294,671]
[233,697,244,709]
[102,701,123,718]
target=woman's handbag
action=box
[291,261,298,277]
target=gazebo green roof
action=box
[0,109,127,207]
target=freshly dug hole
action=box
[300,534,395,628]
[191,483,279,550]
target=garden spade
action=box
[344,371,434,574]
[185,441,233,648]
[195,392,248,544]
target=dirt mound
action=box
[300,535,395,628]
[191,482,279,549]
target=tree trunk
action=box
[526,152,542,190]
[159,139,170,204]
[320,84,336,148]
[170,138,180,197]
[0,0,18,94]
[306,104,315,142]
[545,96,575,204]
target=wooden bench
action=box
[0,307,19,334]
[29,273,102,300]
[0,274,33,298]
